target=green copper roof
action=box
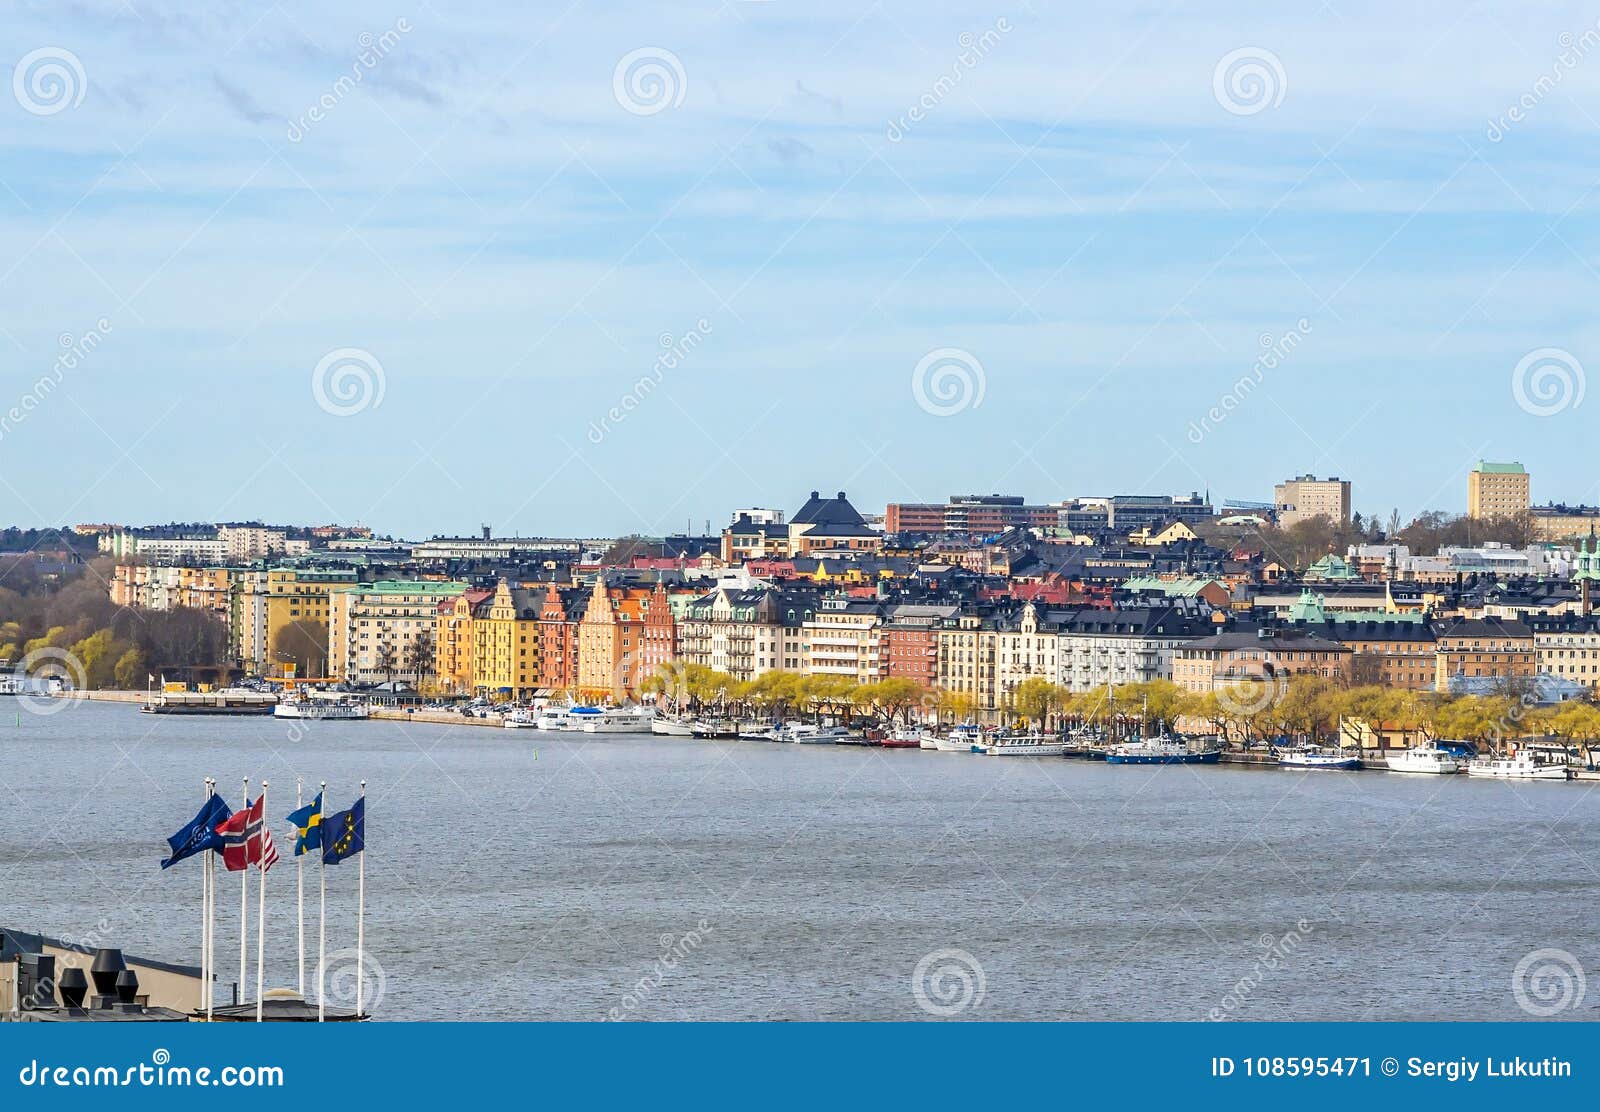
[1475,461,1526,474]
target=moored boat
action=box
[650,716,696,736]
[786,724,851,744]
[1384,746,1463,775]
[1277,746,1361,770]
[1105,739,1221,765]
[980,734,1069,757]
[1465,751,1569,781]
[931,724,985,753]
[503,709,538,728]
[879,726,926,749]
[274,697,369,721]
[578,705,657,734]
[689,717,738,739]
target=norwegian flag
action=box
[213,795,279,873]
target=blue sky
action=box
[2,1,1597,538]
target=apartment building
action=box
[1467,461,1531,519]
[328,580,467,684]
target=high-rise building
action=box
[1467,461,1530,520]
[1273,475,1352,528]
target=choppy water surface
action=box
[3,702,1596,1020]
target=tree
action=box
[272,619,329,679]
[405,628,435,686]
[374,641,397,683]
[1011,677,1063,728]
[112,646,147,689]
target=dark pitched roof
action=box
[791,490,868,530]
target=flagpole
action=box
[240,775,249,1006]
[206,777,215,1022]
[203,777,212,1011]
[296,778,305,1000]
[357,778,366,1018]
[318,779,326,1023]
[255,780,268,1023]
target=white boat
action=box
[980,735,1069,757]
[578,705,657,734]
[650,716,695,737]
[737,719,782,741]
[1105,739,1221,765]
[534,708,572,731]
[918,730,940,750]
[786,724,850,744]
[932,724,985,753]
[503,710,538,728]
[689,718,738,739]
[273,698,369,721]
[1385,746,1462,775]
[1465,751,1569,781]
[1278,746,1361,770]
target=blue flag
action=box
[322,797,364,865]
[286,792,322,856]
[160,795,232,869]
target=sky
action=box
[2,0,1598,539]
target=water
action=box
[3,701,1596,1021]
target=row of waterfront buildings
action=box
[98,486,1600,716]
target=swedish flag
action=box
[286,792,322,856]
[323,797,364,865]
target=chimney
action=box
[482,524,492,541]
[837,491,847,501]
[57,967,88,1009]
[89,948,125,1009]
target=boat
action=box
[786,724,851,744]
[689,717,738,739]
[1465,751,1569,781]
[980,734,1069,757]
[141,690,278,716]
[737,719,783,741]
[577,706,657,734]
[533,707,572,731]
[650,716,696,737]
[880,727,927,749]
[1384,746,1463,775]
[931,724,985,753]
[274,698,369,721]
[1277,746,1361,770]
[503,709,538,728]
[0,676,23,696]
[1105,738,1221,765]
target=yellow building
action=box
[1467,461,1530,519]
[435,587,491,696]
[328,580,467,685]
[471,580,542,699]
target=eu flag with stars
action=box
[323,797,364,865]
[286,792,322,856]
[161,794,232,869]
